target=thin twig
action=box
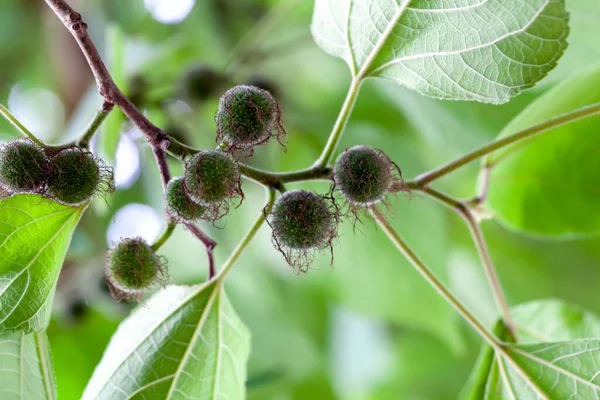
[44,0,217,266]
[217,188,276,279]
[412,101,600,187]
[44,0,163,143]
[77,101,114,148]
[369,205,499,348]
[152,220,176,252]
[420,186,518,340]
[0,104,45,146]
[185,223,218,280]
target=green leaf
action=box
[462,300,600,399]
[83,281,250,400]
[485,64,600,237]
[499,340,600,399]
[512,299,600,343]
[311,0,569,103]
[0,195,85,334]
[0,331,57,400]
[545,0,600,85]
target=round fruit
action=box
[106,238,163,298]
[0,139,48,191]
[333,145,393,205]
[184,150,241,204]
[166,177,206,222]
[216,85,281,149]
[180,65,225,102]
[270,190,336,250]
[47,148,102,205]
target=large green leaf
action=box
[545,0,600,84]
[512,299,600,343]
[497,340,600,399]
[311,0,569,103]
[463,300,600,399]
[485,65,600,237]
[0,195,85,334]
[0,331,57,400]
[83,281,250,400]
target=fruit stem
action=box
[184,223,218,280]
[420,186,518,341]
[412,101,600,187]
[77,102,114,149]
[314,78,363,168]
[369,204,500,349]
[217,188,276,280]
[239,164,332,190]
[0,104,45,147]
[151,220,177,251]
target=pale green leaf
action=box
[512,299,600,343]
[0,195,85,334]
[0,331,57,400]
[485,64,600,237]
[311,0,569,103]
[463,300,600,399]
[500,340,600,399]
[83,281,250,400]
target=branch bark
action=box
[44,0,164,145]
[44,0,217,274]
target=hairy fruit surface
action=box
[269,190,338,271]
[47,148,110,205]
[106,237,165,301]
[166,177,207,222]
[0,139,48,191]
[333,145,394,205]
[184,150,241,204]
[216,85,284,151]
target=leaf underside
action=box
[464,300,600,399]
[83,281,250,400]
[311,0,569,103]
[0,331,57,400]
[0,195,84,334]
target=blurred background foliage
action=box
[1,0,600,399]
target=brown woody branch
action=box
[44,0,216,275]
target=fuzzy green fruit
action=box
[216,85,281,149]
[106,238,163,299]
[270,190,336,250]
[47,148,103,205]
[166,177,207,222]
[333,145,393,205]
[184,150,241,204]
[180,65,225,102]
[0,139,48,191]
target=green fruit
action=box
[47,148,103,205]
[106,238,163,299]
[333,145,393,205]
[166,177,207,222]
[270,190,336,250]
[216,85,281,149]
[184,150,241,204]
[180,65,226,102]
[0,139,48,191]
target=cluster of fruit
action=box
[0,84,403,300]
